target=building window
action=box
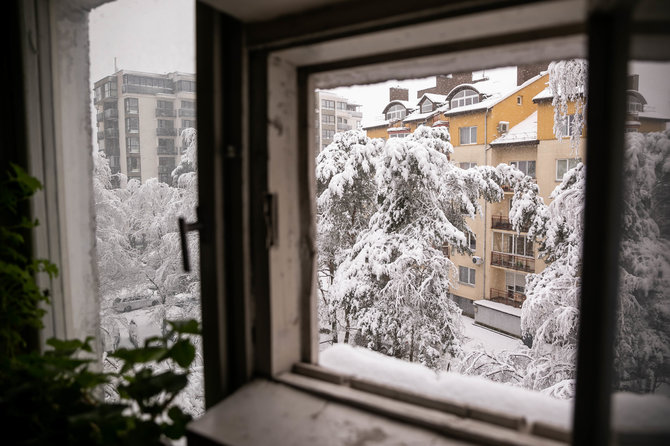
[124,97,138,114]
[560,114,583,137]
[458,266,476,285]
[322,129,335,139]
[158,119,174,129]
[468,234,476,251]
[459,126,477,145]
[322,99,335,109]
[175,80,196,93]
[126,136,140,153]
[158,138,175,154]
[459,162,477,169]
[556,158,581,181]
[182,119,196,128]
[337,102,347,110]
[127,156,140,173]
[322,114,335,124]
[492,232,534,258]
[388,133,408,138]
[181,100,195,109]
[385,104,406,121]
[510,160,536,178]
[420,101,433,113]
[337,117,348,124]
[125,117,139,134]
[450,89,479,109]
[517,95,523,105]
[506,271,526,294]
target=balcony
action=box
[490,251,535,273]
[156,108,176,117]
[489,288,526,309]
[337,123,352,131]
[104,128,119,138]
[157,146,177,155]
[96,112,103,122]
[104,108,118,119]
[158,165,174,174]
[349,110,363,118]
[178,109,196,117]
[491,215,529,232]
[156,128,178,136]
[97,131,104,140]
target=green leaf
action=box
[111,346,168,372]
[165,339,196,368]
[166,319,200,335]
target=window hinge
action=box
[264,193,277,248]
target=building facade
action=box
[315,91,363,151]
[94,70,196,185]
[364,67,668,327]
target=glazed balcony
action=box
[489,288,526,308]
[157,128,178,136]
[491,215,530,232]
[490,251,535,273]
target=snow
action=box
[474,299,522,317]
[320,343,572,428]
[491,111,538,145]
[421,93,448,104]
[532,87,553,101]
[402,109,439,122]
[461,315,522,353]
[320,343,670,434]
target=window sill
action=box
[458,281,476,287]
[187,371,568,446]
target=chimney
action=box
[627,74,639,91]
[417,72,473,98]
[390,87,409,102]
[516,63,547,86]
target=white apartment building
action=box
[315,91,363,151]
[94,70,196,186]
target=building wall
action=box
[639,118,667,133]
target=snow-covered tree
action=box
[548,59,587,150]
[316,130,384,343]
[331,126,504,368]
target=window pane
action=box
[90,0,202,419]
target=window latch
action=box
[178,207,201,272]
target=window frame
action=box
[458,265,476,286]
[555,157,581,181]
[459,125,477,145]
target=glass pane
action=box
[609,56,670,440]
[314,59,587,429]
[90,0,202,419]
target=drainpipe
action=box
[483,107,490,301]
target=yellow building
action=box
[363,70,668,334]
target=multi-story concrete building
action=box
[315,91,363,151]
[364,67,668,336]
[94,70,196,185]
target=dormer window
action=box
[450,89,479,108]
[627,99,643,113]
[386,104,406,121]
[420,101,433,113]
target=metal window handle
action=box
[178,210,201,272]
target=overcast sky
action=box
[88,0,670,124]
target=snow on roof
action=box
[362,119,391,129]
[387,126,410,133]
[474,299,522,317]
[491,111,538,145]
[385,100,414,110]
[402,109,439,122]
[432,120,449,127]
[421,93,448,104]
[446,73,547,116]
[533,87,553,101]
[639,110,670,121]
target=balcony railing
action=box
[178,109,196,117]
[490,251,535,273]
[489,288,526,308]
[156,109,176,117]
[337,124,352,131]
[156,128,178,136]
[491,215,530,232]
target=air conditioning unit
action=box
[472,256,484,265]
[497,121,509,133]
